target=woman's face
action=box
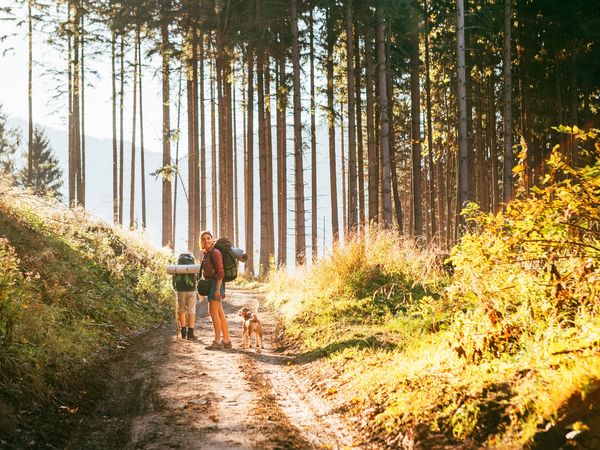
[201,233,213,251]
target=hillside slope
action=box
[0,185,173,447]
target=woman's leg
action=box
[208,300,222,342]
[217,303,230,342]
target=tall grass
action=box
[267,129,600,448]
[0,183,173,412]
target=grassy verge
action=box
[268,130,600,448]
[0,186,174,443]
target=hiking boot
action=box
[186,328,197,340]
[205,340,223,350]
[180,327,187,339]
[222,340,232,349]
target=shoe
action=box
[180,327,187,339]
[223,340,232,349]
[205,340,223,350]
[186,328,197,340]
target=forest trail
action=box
[64,289,358,450]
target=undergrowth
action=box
[268,128,600,448]
[0,185,173,433]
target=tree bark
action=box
[502,0,513,204]
[376,7,392,227]
[424,0,437,241]
[200,32,206,231]
[257,38,269,274]
[309,9,318,261]
[346,2,358,232]
[326,7,339,242]
[137,29,147,228]
[354,22,365,230]
[409,27,422,237]
[129,32,138,229]
[112,33,119,224]
[28,0,33,185]
[119,35,125,224]
[456,0,469,228]
[365,31,377,224]
[276,44,287,266]
[245,39,255,275]
[161,6,173,248]
[291,0,306,265]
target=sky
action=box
[0,1,344,266]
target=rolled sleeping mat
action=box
[166,264,202,274]
[231,247,248,263]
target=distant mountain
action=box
[8,118,192,251]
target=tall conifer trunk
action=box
[129,33,138,229]
[346,2,358,232]
[377,6,392,227]
[112,33,118,224]
[245,39,255,275]
[326,8,339,242]
[161,4,173,248]
[138,29,147,228]
[291,0,306,265]
[309,9,318,260]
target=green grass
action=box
[0,185,174,415]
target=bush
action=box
[448,128,600,362]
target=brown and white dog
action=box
[238,306,263,352]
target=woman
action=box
[200,230,232,349]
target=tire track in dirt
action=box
[61,288,358,449]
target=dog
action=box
[238,306,263,352]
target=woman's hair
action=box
[200,230,213,239]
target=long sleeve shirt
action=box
[201,247,224,280]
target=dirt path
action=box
[64,289,358,450]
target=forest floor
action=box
[50,289,361,450]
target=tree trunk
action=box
[276,45,287,266]
[376,6,392,227]
[258,43,269,275]
[309,9,318,261]
[245,40,255,275]
[264,51,275,259]
[135,32,145,228]
[346,2,358,232]
[424,0,436,241]
[68,1,74,206]
[28,0,33,185]
[161,8,173,248]
[409,28,422,237]
[233,68,239,246]
[192,26,201,253]
[173,66,183,246]
[119,35,125,224]
[456,0,469,227]
[502,0,513,204]
[74,1,82,207]
[80,11,86,207]
[291,0,306,265]
[112,33,118,224]
[365,31,377,224]
[354,23,365,230]
[200,32,206,231]
[341,104,347,237]
[488,74,498,213]
[129,32,138,229]
[211,48,218,235]
[326,7,339,242]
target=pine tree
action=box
[19,127,63,198]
